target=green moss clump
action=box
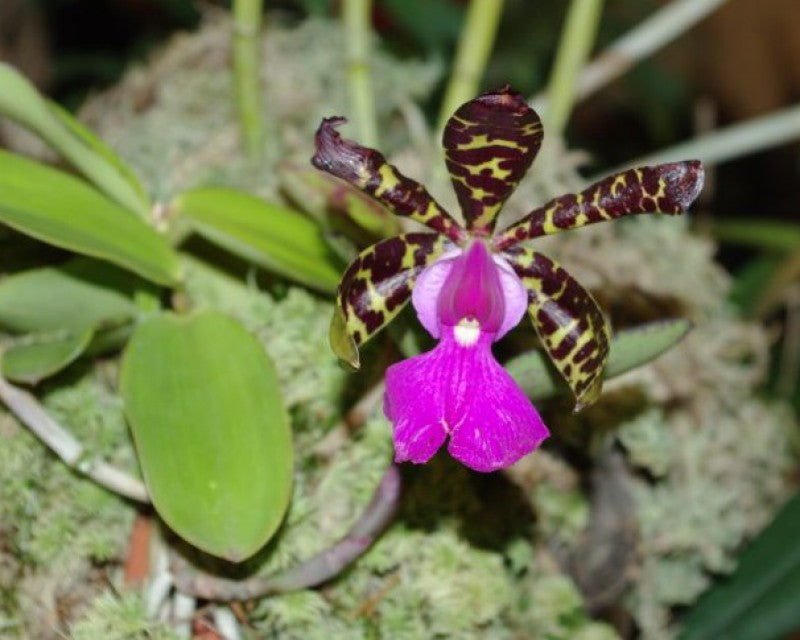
[69,591,179,640]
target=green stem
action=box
[598,103,800,178]
[530,0,727,112]
[344,0,378,147]
[232,0,265,158]
[544,0,604,137]
[437,0,505,133]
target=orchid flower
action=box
[312,87,704,473]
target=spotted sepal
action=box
[331,232,451,368]
[503,246,611,409]
[443,86,543,235]
[493,161,705,251]
[312,118,465,244]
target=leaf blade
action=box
[0,150,181,286]
[0,258,147,334]
[1,328,94,384]
[120,311,293,561]
[175,187,342,293]
[505,319,691,401]
[0,63,150,216]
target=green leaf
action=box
[1,328,94,384]
[679,490,800,640]
[728,255,784,315]
[0,257,150,334]
[174,187,342,293]
[0,63,150,216]
[713,219,800,253]
[120,311,293,561]
[506,319,691,401]
[280,165,400,238]
[0,150,181,286]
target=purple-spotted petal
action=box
[332,232,450,368]
[411,246,527,341]
[312,118,466,243]
[385,328,549,472]
[493,161,705,251]
[443,87,543,234]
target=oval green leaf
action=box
[174,187,342,293]
[0,63,149,216]
[1,328,94,384]
[120,311,293,561]
[0,150,181,286]
[679,490,800,640]
[506,319,692,401]
[0,257,149,334]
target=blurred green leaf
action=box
[507,319,691,400]
[0,150,181,286]
[381,0,464,49]
[0,63,150,216]
[120,311,293,561]
[752,248,800,319]
[281,165,400,238]
[713,219,800,253]
[0,257,151,334]
[1,328,94,384]
[174,187,341,293]
[728,254,784,315]
[679,490,800,640]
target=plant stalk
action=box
[598,103,800,178]
[544,0,604,136]
[531,0,728,113]
[344,0,379,147]
[233,0,265,157]
[437,0,505,134]
[171,464,401,600]
[0,373,150,503]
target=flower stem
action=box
[344,0,379,147]
[436,0,505,134]
[543,0,604,137]
[171,464,401,600]
[232,0,265,158]
[598,103,800,177]
[0,373,150,503]
[530,0,728,113]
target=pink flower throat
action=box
[436,241,505,335]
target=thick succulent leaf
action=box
[0,257,149,334]
[311,118,465,243]
[504,247,610,409]
[1,328,94,385]
[174,187,341,293]
[0,63,150,216]
[0,150,181,285]
[120,311,292,562]
[332,232,450,368]
[443,87,543,234]
[505,319,691,400]
[493,161,705,250]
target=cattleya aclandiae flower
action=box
[312,86,704,473]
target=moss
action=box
[0,367,135,637]
[69,591,179,640]
[80,14,441,203]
